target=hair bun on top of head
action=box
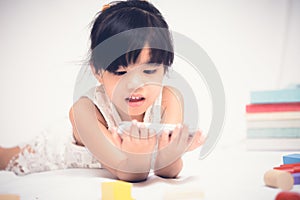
[101,4,111,12]
[101,0,155,13]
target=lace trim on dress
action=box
[5,85,162,175]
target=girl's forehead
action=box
[135,48,151,64]
[118,48,152,70]
[118,63,162,71]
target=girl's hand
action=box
[155,125,205,170]
[158,126,205,152]
[112,121,156,175]
[186,130,206,152]
[110,120,157,155]
[155,124,190,170]
[107,121,156,175]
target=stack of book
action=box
[245,86,300,150]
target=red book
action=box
[246,103,300,113]
[274,163,300,173]
[280,163,300,168]
[274,166,300,173]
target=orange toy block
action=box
[0,194,20,200]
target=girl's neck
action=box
[117,109,144,122]
[129,114,144,122]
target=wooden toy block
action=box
[0,194,20,200]
[101,180,134,200]
[275,191,300,200]
[264,169,294,190]
[283,154,300,164]
[273,163,300,185]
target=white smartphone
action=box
[117,121,196,137]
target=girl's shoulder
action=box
[161,86,184,123]
[162,85,183,105]
[162,86,184,108]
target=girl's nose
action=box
[127,74,144,90]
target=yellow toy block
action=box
[102,180,134,200]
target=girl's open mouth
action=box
[125,95,146,107]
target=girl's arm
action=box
[154,86,184,178]
[154,86,203,178]
[69,97,152,182]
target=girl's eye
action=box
[113,71,127,76]
[143,69,157,74]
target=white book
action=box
[246,138,300,151]
[246,119,300,128]
[245,112,300,121]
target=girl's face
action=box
[98,48,165,121]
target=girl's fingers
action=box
[192,130,205,145]
[129,120,139,140]
[197,130,206,145]
[138,124,156,147]
[179,125,189,143]
[176,125,189,152]
[170,124,182,143]
[148,128,156,138]
[148,129,157,147]
[187,130,206,151]
[109,127,122,148]
[139,123,148,139]
[159,130,170,149]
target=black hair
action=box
[90,0,174,73]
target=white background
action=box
[0,0,299,149]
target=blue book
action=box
[283,154,300,164]
[247,128,300,138]
[250,88,300,104]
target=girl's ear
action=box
[90,64,103,83]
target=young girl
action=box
[0,0,204,182]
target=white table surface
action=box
[0,140,299,200]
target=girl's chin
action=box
[127,109,147,117]
[115,106,147,118]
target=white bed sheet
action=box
[0,141,299,200]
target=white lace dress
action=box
[5,85,162,175]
